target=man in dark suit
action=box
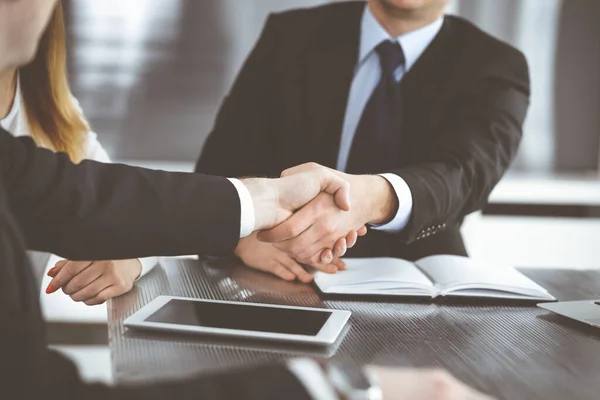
[196,0,530,280]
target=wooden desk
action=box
[109,258,600,400]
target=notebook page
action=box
[313,257,434,294]
[415,255,552,298]
[443,289,554,301]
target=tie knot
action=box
[375,40,405,76]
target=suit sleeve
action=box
[0,154,311,400]
[195,14,279,178]
[392,50,530,243]
[0,131,242,260]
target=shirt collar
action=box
[0,72,20,131]
[359,3,444,72]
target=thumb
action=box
[281,162,321,178]
[318,169,351,211]
[282,163,351,211]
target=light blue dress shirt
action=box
[337,5,444,232]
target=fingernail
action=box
[45,284,56,294]
[47,267,56,277]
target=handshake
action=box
[240,163,399,279]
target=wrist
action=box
[234,233,254,257]
[241,178,292,231]
[355,175,398,225]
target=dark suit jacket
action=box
[196,1,530,261]
[0,131,309,400]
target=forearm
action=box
[1,134,242,260]
[380,60,528,243]
[393,143,517,243]
[347,174,398,226]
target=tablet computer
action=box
[124,296,351,345]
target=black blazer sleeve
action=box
[393,50,530,243]
[0,132,312,400]
[195,14,280,179]
[0,131,242,259]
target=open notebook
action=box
[314,255,556,301]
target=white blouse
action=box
[0,78,158,279]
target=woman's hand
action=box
[235,233,346,283]
[45,259,142,305]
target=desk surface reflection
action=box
[109,257,600,400]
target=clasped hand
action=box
[241,163,397,279]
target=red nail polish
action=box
[45,284,55,294]
[47,267,56,277]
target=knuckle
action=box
[71,293,85,302]
[323,223,336,236]
[107,261,118,273]
[65,263,78,275]
[287,224,304,238]
[115,276,127,289]
[269,261,281,270]
[63,282,78,295]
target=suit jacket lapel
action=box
[306,2,364,167]
[401,16,457,108]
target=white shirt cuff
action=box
[227,178,255,238]
[288,359,338,400]
[135,257,158,281]
[371,173,413,233]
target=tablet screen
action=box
[145,299,332,336]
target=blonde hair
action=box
[19,1,87,163]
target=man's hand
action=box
[241,163,352,231]
[45,259,142,305]
[235,233,347,282]
[371,367,493,400]
[242,162,366,260]
[258,164,398,264]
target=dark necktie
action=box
[346,40,405,174]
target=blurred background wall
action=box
[63,0,600,175]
